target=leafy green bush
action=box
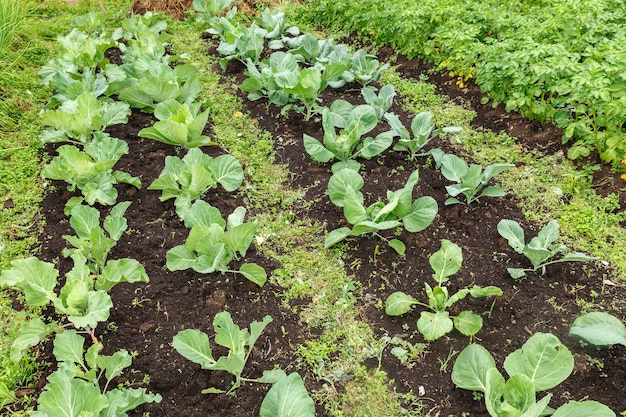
[452,332,615,416]
[385,240,501,340]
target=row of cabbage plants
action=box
[197,1,620,415]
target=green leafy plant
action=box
[113,63,202,112]
[166,201,266,286]
[172,312,277,394]
[0,252,148,361]
[385,111,462,161]
[138,99,214,147]
[193,0,234,26]
[385,240,502,340]
[45,71,110,109]
[451,332,615,417]
[40,91,131,144]
[240,51,348,120]
[350,49,389,86]
[303,103,394,172]
[32,330,161,416]
[216,22,266,71]
[259,372,315,417]
[497,219,598,279]
[62,202,133,274]
[41,135,141,209]
[569,312,626,347]
[147,148,244,221]
[361,84,395,120]
[438,153,514,205]
[325,169,438,254]
[257,7,300,45]
[38,29,117,86]
[173,312,315,415]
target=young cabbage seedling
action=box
[40,91,131,144]
[569,311,626,347]
[497,219,598,279]
[439,153,514,205]
[147,148,244,221]
[350,49,389,86]
[361,84,395,121]
[325,169,438,254]
[385,240,502,340]
[303,104,395,172]
[138,99,215,147]
[34,330,161,416]
[166,201,267,286]
[0,252,148,362]
[451,332,616,417]
[42,134,141,209]
[385,111,462,161]
[172,312,279,394]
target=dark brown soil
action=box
[29,34,626,417]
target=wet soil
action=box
[28,35,626,417]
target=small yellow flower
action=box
[621,173,626,182]
[621,155,626,166]
[234,111,243,117]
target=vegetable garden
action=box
[0,0,625,416]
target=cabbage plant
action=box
[452,333,615,417]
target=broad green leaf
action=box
[303,134,334,163]
[67,291,113,329]
[469,285,503,298]
[551,400,616,417]
[37,368,108,416]
[53,330,85,367]
[482,163,515,182]
[454,311,483,336]
[508,268,528,279]
[102,388,162,417]
[485,367,506,417]
[561,252,598,262]
[385,292,418,316]
[479,185,506,198]
[248,315,273,347]
[440,153,468,183]
[324,227,352,248]
[569,312,626,346]
[172,329,215,369]
[519,393,552,417]
[352,220,400,234]
[259,372,315,417]
[226,206,247,230]
[388,239,406,255]
[166,245,197,271]
[417,311,453,341]
[69,204,99,240]
[96,258,149,292]
[497,219,526,253]
[327,168,363,207]
[11,318,58,362]
[452,343,498,392]
[207,154,244,192]
[343,186,368,224]
[503,333,574,391]
[97,349,132,381]
[222,221,258,257]
[429,239,462,284]
[255,369,287,384]
[0,257,57,307]
[184,200,225,229]
[240,263,267,287]
[502,374,536,415]
[359,131,393,158]
[214,312,245,353]
[531,220,560,249]
[402,196,438,233]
